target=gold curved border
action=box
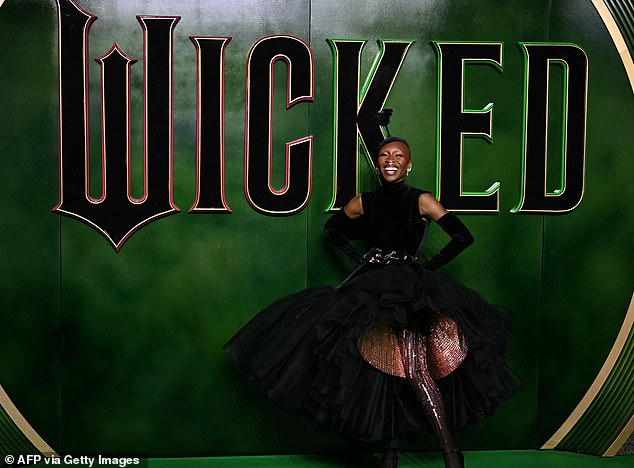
[0,0,630,458]
[606,412,634,456]
[541,292,634,454]
[0,385,57,456]
[592,0,634,93]
[541,2,634,455]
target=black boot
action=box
[381,448,399,468]
[442,449,464,468]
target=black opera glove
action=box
[323,209,362,267]
[422,213,474,270]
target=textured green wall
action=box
[0,0,61,454]
[0,0,632,458]
[539,0,634,444]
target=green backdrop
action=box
[0,0,632,458]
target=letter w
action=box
[53,0,179,251]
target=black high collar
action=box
[380,178,408,194]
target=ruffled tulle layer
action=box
[224,263,520,443]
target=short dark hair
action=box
[376,136,410,155]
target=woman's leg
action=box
[399,329,464,468]
[381,436,401,468]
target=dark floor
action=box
[143,450,633,468]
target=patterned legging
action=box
[399,329,455,454]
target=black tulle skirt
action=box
[224,261,520,444]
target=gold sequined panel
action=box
[357,311,468,380]
[357,320,406,378]
[426,310,468,379]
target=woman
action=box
[225,136,519,468]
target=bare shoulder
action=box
[418,192,448,221]
[343,194,364,219]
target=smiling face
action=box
[377,141,412,183]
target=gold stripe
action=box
[604,411,634,457]
[541,292,634,450]
[592,0,634,93]
[0,385,57,456]
[542,0,634,456]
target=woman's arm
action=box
[323,195,364,266]
[418,193,474,270]
[343,194,363,218]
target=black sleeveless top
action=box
[361,180,430,257]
